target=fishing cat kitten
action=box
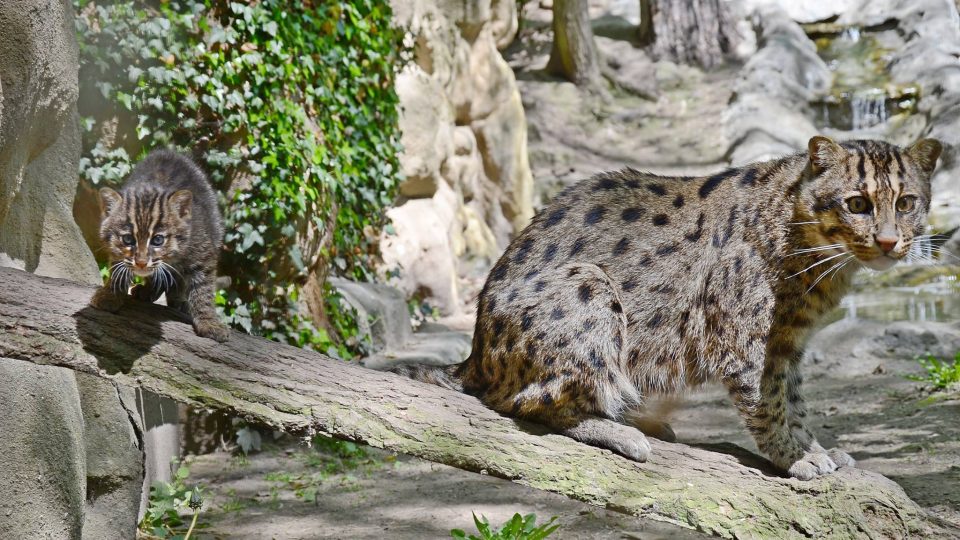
[402,136,942,480]
[89,150,230,342]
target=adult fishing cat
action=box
[399,136,942,480]
[89,150,229,342]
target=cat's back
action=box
[126,150,214,198]
[488,168,717,286]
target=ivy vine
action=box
[74,0,406,359]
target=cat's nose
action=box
[875,236,898,253]
[134,260,147,269]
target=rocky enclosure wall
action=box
[382,0,535,315]
[0,2,145,539]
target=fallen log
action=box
[0,267,953,538]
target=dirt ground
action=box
[188,3,959,538]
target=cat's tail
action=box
[390,362,463,392]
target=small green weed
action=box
[217,488,249,514]
[264,436,380,504]
[907,353,960,391]
[451,513,560,540]
[138,461,208,539]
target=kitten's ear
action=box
[98,188,122,216]
[169,189,193,219]
[906,138,943,174]
[807,136,844,174]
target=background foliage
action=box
[74,0,406,358]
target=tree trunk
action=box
[638,0,655,45]
[547,0,602,86]
[641,0,739,69]
[0,267,955,538]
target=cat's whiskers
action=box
[159,261,182,280]
[110,263,131,294]
[785,243,844,258]
[786,250,849,279]
[805,254,855,294]
[930,246,960,263]
[901,239,960,264]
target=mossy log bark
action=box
[0,267,953,539]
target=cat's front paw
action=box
[194,319,230,342]
[130,284,161,303]
[90,289,123,313]
[787,451,838,480]
[613,436,652,462]
[827,448,856,468]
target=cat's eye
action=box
[846,196,872,214]
[121,234,135,246]
[896,196,917,213]
[150,234,165,246]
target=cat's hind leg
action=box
[562,416,652,461]
[477,262,649,460]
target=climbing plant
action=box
[74,0,406,358]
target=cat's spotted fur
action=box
[402,136,942,480]
[89,150,229,342]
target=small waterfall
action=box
[840,27,861,43]
[849,90,888,130]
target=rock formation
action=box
[0,2,144,538]
[382,0,535,315]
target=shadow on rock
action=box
[73,301,184,374]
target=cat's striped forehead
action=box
[837,140,921,202]
[118,187,177,237]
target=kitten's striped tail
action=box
[390,363,463,392]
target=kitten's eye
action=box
[846,196,872,214]
[121,234,135,246]
[896,196,916,213]
[150,234,165,247]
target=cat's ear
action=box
[906,138,942,174]
[807,136,844,174]
[98,188,122,216]
[169,190,193,220]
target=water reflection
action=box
[834,273,960,324]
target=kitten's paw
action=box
[90,291,123,313]
[194,320,230,342]
[827,448,856,468]
[787,452,837,481]
[130,284,160,303]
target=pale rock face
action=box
[0,0,99,285]
[396,65,455,198]
[740,0,860,23]
[381,182,462,314]
[724,6,826,166]
[384,0,534,314]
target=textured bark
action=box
[547,0,602,86]
[644,0,739,69]
[0,267,955,539]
